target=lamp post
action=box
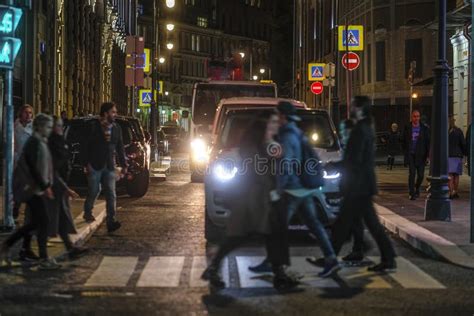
[424,0,451,221]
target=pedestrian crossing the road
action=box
[83,255,446,290]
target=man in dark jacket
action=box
[82,102,127,233]
[401,110,430,200]
[331,96,397,272]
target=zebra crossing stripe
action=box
[85,256,138,287]
[373,257,446,289]
[137,256,185,287]
[190,256,229,287]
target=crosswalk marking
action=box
[85,256,138,287]
[137,256,185,287]
[374,257,445,289]
[83,255,447,290]
[189,256,229,288]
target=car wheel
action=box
[126,169,150,198]
[190,171,204,183]
[205,209,224,243]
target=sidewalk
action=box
[374,166,474,269]
[0,195,106,260]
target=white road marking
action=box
[190,256,229,287]
[85,256,138,287]
[137,256,185,287]
[371,256,446,289]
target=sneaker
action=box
[409,195,416,201]
[318,260,341,278]
[367,260,397,273]
[273,268,300,291]
[306,257,325,267]
[342,252,364,263]
[38,258,61,270]
[68,247,89,260]
[201,266,225,289]
[107,221,122,233]
[19,249,40,262]
[83,214,96,223]
[248,259,272,273]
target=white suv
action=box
[204,98,343,242]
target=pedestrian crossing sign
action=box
[308,63,326,81]
[139,89,161,107]
[338,25,364,51]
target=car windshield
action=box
[193,84,276,126]
[296,110,339,150]
[162,127,180,135]
[219,109,339,150]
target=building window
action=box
[197,17,208,28]
[196,35,200,52]
[405,38,423,78]
[375,41,386,82]
[191,34,196,51]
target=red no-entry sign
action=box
[311,82,324,95]
[342,52,360,71]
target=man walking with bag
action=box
[82,102,127,233]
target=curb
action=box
[49,201,107,247]
[375,203,474,269]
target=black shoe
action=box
[368,260,397,273]
[306,257,325,267]
[273,269,300,291]
[68,247,89,260]
[201,266,225,289]
[107,221,121,233]
[409,195,416,201]
[83,214,96,223]
[414,192,420,198]
[342,252,364,262]
[452,193,460,199]
[318,260,341,278]
[19,249,40,262]
[248,259,272,273]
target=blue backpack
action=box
[300,136,325,189]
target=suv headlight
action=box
[191,139,209,163]
[213,163,238,182]
[323,169,341,179]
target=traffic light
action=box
[0,5,23,69]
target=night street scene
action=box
[2,0,474,315]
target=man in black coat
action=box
[82,102,127,232]
[401,110,430,200]
[331,96,397,272]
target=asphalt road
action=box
[1,160,474,315]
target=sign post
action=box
[0,3,22,231]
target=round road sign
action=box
[311,82,324,95]
[342,52,360,71]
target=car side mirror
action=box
[144,131,151,142]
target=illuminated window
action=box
[197,17,208,28]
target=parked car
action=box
[157,129,170,155]
[204,98,343,242]
[161,126,184,152]
[65,116,151,197]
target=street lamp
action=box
[424,0,451,221]
[159,57,166,64]
[259,68,265,74]
[411,92,418,99]
[239,52,245,59]
[252,75,258,81]
[166,0,175,8]
[166,23,175,31]
[166,43,174,50]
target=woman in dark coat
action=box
[201,110,298,290]
[448,115,466,199]
[48,116,88,259]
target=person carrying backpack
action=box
[249,101,340,278]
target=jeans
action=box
[408,154,425,195]
[5,195,49,259]
[84,167,117,226]
[286,194,336,259]
[332,196,396,263]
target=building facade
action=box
[8,0,137,117]
[137,0,273,125]
[294,0,444,129]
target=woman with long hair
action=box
[201,110,299,290]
